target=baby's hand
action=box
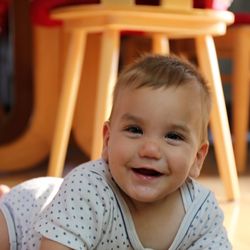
[0,185,10,198]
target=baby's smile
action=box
[132,168,163,177]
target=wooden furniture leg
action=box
[47,30,86,177]
[231,27,250,174]
[91,29,120,160]
[72,33,101,157]
[196,35,240,200]
[215,26,250,174]
[152,33,170,54]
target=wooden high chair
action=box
[46,0,239,200]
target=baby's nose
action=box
[138,140,161,159]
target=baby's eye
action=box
[165,132,184,141]
[125,126,143,135]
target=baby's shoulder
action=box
[66,159,109,178]
[59,159,116,205]
[181,178,220,211]
[183,178,212,199]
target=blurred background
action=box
[0,1,249,248]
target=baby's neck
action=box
[124,189,185,250]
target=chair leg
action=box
[195,35,240,201]
[91,30,120,160]
[232,27,250,174]
[73,34,102,157]
[47,30,86,177]
[152,33,170,55]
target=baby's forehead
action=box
[116,81,202,98]
[112,85,204,135]
[113,83,204,114]
[113,83,207,124]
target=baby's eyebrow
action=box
[121,113,143,123]
[168,123,190,134]
[121,113,190,133]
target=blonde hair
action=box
[110,54,212,142]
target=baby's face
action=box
[102,84,208,205]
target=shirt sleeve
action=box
[35,167,114,249]
[187,192,232,250]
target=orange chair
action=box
[44,0,239,200]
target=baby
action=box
[0,54,231,249]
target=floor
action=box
[0,141,249,249]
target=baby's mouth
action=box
[132,168,163,177]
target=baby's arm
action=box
[40,237,72,250]
[0,210,10,250]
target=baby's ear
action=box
[101,121,111,161]
[189,141,209,178]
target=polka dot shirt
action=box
[0,177,63,250]
[0,159,231,249]
[35,159,138,250]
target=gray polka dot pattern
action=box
[35,160,133,250]
[0,177,63,250]
[175,179,232,250]
[0,159,231,249]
